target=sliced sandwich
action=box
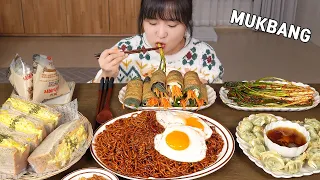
[0,109,47,143]
[3,95,61,132]
[0,125,39,152]
[28,119,88,173]
[0,133,30,176]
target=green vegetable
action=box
[224,77,314,107]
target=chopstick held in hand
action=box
[94,46,161,58]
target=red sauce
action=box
[267,127,306,147]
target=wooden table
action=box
[1,83,320,180]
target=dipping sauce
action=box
[267,127,306,147]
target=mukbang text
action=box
[230,9,312,43]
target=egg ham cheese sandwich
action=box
[3,95,61,133]
[0,109,47,144]
[0,133,30,176]
[28,119,88,173]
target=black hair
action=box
[138,0,193,37]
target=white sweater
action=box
[93,33,224,83]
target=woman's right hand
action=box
[98,47,128,78]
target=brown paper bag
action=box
[32,54,70,102]
[8,54,33,100]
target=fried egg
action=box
[156,111,213,139]
[154,125,207,162]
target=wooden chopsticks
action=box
[94,47,161,58]
[95,77,114,117]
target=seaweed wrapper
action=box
[151,69,167,97]
[124,79,143,107]
[142,77,158,107]
[200,84,208,105]
[166,70,184,90]
[183,71,201,92]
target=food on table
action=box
[93,111,224,178]
[0,109,47,142]
[237,113,320,174]
[123,70,209,109]
[0,132,30,176]
[142,76,159,107]
[79,174,107,180]
[156,111,213,139]
[154,125,207,162]
[2,95,61,133]
[7,54,33,100]
[124,78,143,107]
[223,77,315,107]
[166,70,184,106]
[32,54,70,102]
[0,125,39,152]
[28,119,88,173]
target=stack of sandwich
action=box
[124,70,208,109]
[0,95,88,177]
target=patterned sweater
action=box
[94,33,224,83]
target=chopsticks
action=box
[94,47,161,58]
[95,77,114,120]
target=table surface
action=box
[1,83,320,180]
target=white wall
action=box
[295,0,320,46]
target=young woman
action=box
[93,0,224,83]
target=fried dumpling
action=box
[261,151,285,172]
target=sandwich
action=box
[0,109,47,143]
[28,119,88,173]
[124,78,143,107]
[151,70,170,108]
[0,133,30,176]
[0,125,39,152]
[2,95,61,132]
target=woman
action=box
[92,0,224,83]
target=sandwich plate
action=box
[91,110,235,180]
[0,112,93,180]
[219,81,320,111]
[62,168,118,180]
[235,114,320,178]
[118,85,216,111]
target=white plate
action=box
[219,81,320,111]
[235,114,320,178]
[62,168,118,180]
[118,85,216,111]
[91,110,235,180]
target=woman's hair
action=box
[138,0,193,37]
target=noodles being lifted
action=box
[93,111,224,178]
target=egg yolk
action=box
[165,131,190,150]
[184,117,204,131]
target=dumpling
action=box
[306,145,320,159]
[305,125,319,142]
[249,138,264,147]
[239,131,256,143]
[305,118,320,132]
[284,159,304,174]
[249,113,277,126]
[261,151,285,172]
[252,126,264,139]
[250,145,266,160]
[307,153,320,169]
[238,119,253,132]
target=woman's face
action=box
[143,19,187,55]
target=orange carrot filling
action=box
[186,90,202,107]
[146,97,159,107]
[160,97,171,109]
[171,85,183,101]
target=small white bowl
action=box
[264,121,310,158]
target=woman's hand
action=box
[98,47,128,78]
